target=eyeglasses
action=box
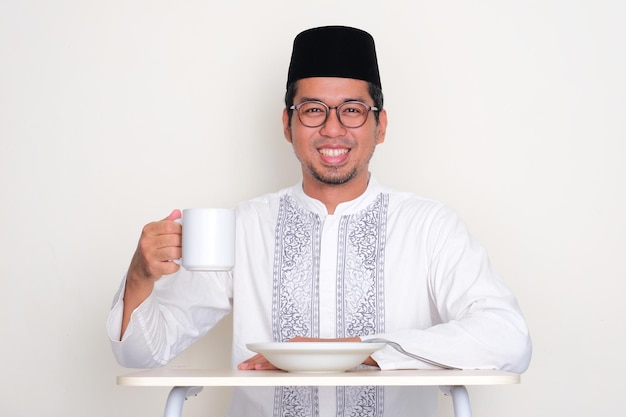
[290,100,379,128]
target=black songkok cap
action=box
[286,26,382,89]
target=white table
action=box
[117,368,520,417]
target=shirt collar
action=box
[290,175,383,216]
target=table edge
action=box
[117,369,520,387]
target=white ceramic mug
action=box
[180,208,235,271]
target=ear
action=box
[282,108,292,143]
[375,109,388,144]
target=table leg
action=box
[163,386,203,417]
[450,386,472,417]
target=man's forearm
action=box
[120,272,155,340]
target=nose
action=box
[320,108,346,136]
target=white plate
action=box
[246,342,387,373]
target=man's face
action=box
[283,77,387,187]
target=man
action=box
[108,26,531,416]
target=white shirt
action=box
[107,177,531,416]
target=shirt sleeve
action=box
[367,206,532,373]
[106,269,233,368]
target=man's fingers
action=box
[237,354,279,370]
[152,233,182,252]
[142,215,182,239]
[159,259,181,276]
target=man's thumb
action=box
[164,209,182,221]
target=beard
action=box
[308,164,358,185]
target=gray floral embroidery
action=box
[272,195,321,342]
[273,386,318,417]
[337,386,384,417]
[272,193,388,417]
[337,193,388,338]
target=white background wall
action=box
[1,1,624,416]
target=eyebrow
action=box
[296,96,370,105]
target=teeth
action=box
[319,148,348,157]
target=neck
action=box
[302,172,370,214]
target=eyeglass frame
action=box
[289,100,379,128]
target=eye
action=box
[300,102,327,115]
[341,102,366,115]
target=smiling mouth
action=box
[319,148,349,157]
